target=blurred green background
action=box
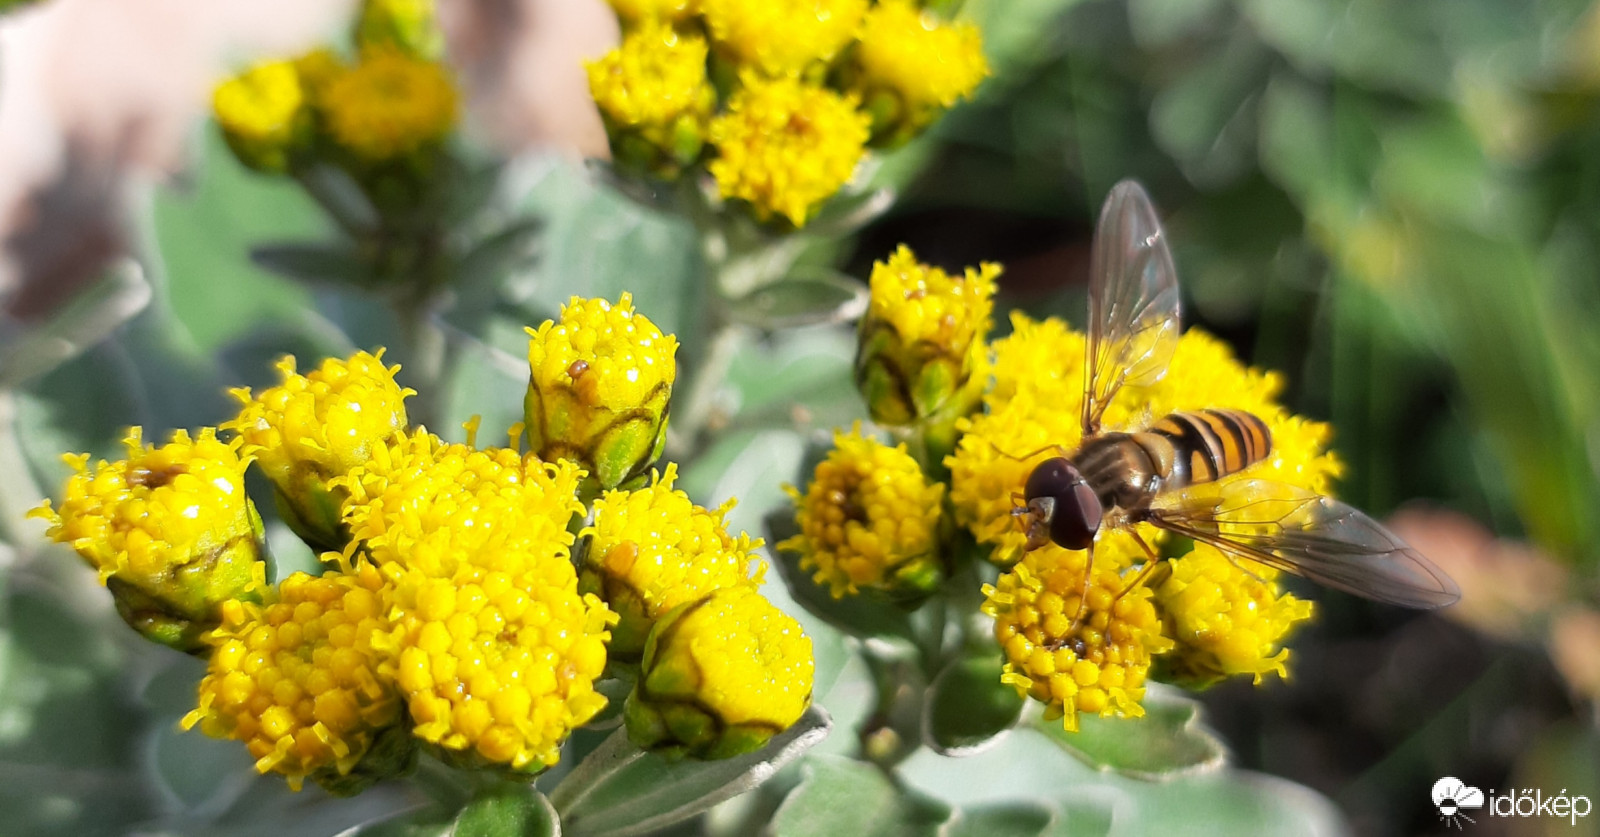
[4,0,1600,834]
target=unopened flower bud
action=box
[213,60,312,174]
[587,23,716,179]
[524,293,677,497]
[626,587,813,760]
[354,0,444,60]
[32,428,266,652]
[224,350,412,552]
[843,0,988,146]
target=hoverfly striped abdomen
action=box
[1150,409,1272,486]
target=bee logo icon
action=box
[1433,777,1485,829]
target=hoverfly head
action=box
[1020,457,1102,551]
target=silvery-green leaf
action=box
[557,706,830,837]
[922,653,1025,756]
[454,784,559,837]
[0,259,150,388]
[942,802,1055,837]
[767,755,952,837]
[1034,685,1227,780]
[765,510,918,643]
[250,242,373,288]
[725,271,867,331]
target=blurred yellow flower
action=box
[524,293,678,493]
[225,350,412,550]
[983,548,1173,731]
[584,463,764,657]
[699,0,866,77]
[627,586,813,759]
[605,0,696,25]
[323,47,457,162]
[213,60,308,173]
[708,75,870,226]
[779,427,945,598]
[852,0,987,142]
[183,563,401,792]
[32,428,264,651]
[355,0,444,60]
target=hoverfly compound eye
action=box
[1024,458,1077,501]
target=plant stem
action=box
[665,317,744,461]
[395,295,450,431]
[0,389,44,551]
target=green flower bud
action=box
[625,588,813,760]
[212,60,313,174]
[355,0,445,60]
[586,23,716,180]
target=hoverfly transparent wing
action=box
[1146,480,1461,609]
[1081,180,1182,437]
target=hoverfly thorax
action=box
[1018,457,1102,551]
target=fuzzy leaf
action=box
[454,784,559,837]
[942,802,1055,837]
[250,242,373,288]
[764,510,919,643]
[0,259,151,388]
[768,755,953,837]
[558,706,831,837]
[923,653,1026,756]
[726,271,868,331]
[1034,685,1227,779]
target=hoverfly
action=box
[1010,180,1460,621]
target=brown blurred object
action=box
[439,0,615,159]
[1387,506,1571,643]
[1548,608,1600,705]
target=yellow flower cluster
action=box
[225,350,411,549]
[984,549,1173,731]
[856,245,998,426]
[584,464,765,657]
[779,427,945,598]
[183,563,399,791]
[589,0,988,225]
[31,428,265,650]
[1154,548,1315,687]
[213,1,457,175]
[38,293,816,790]
[524,293,678,493]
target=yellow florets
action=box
[587,23,714,131]
[628,586,814,759]
[1154,546,1315,687]
[778,427,945,598]
[584,463,764,656]
[983,548,1173,732]
[323,47,457,161]
[699,0,866,77]
[606,0,696,25]
[866,245,999,353]
[708,75,870,227]
[524,293,678,491]
[213,60,307,172]
[32,429,264,645]
[182,563,399,791]
[854,0,987,116]
[227,350,412,493]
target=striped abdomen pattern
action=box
[1149,409,1272,484]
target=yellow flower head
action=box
[856,245,999,425]
[323,47,457,162]
[182,563,401,792]
[699,0,866,76]
[947,318,1342,565]
[778,427,945,598]
[584,463,764,658]
[588,23,713,130]
[225,350,412,550]
[293,48,348,106]
[32,428,264,650]
[1153,547,1314,687]
[524,293,678,493]
[708,74,870,227]
[213,60,308,173]
[627,587,813,759]
[605,0,696,25]
[983,548,1173,732]
[355,0,444,60]
[851,0,987,140]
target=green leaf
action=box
[250,242,373,288]
[768,755,953,837]
[943,802,1055,837]
[0,259,151,388]
[1034,685,1227,780]
[922,653,1026,756]
[455,784,559,837]
[725,271,868,331]
[764,510,917,643]
[557,706,831,837]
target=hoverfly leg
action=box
[988,440,1070,464]
[1068,541,1097,631]
[1215,550,1269,587]
[1110,529,1170,608]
